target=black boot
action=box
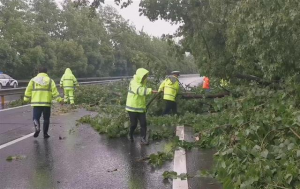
[43,120,50,139]
[128,134,134,142]
[140,138,149,145]
[129,126,137,142]
[33,120,40,138]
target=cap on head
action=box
[171,71,180,76]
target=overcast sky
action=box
[55,0,178,37]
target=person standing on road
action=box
[24,67,63,138]
[203,76,210,92]
[60,68,78,105]
[158,71,180,115]
[126,68,157,144]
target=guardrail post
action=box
[1,95,4,109]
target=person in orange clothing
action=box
[203,76,210,92]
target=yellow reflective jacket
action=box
[60,68,78,89]
[126,68,152,113]
[158,75,180,102]
[24,73,62,107]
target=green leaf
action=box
[178,173,188,180]
[123,121,129,128]
[6,156,14,162]
[162,171,177,179]
[287,143,295,150]
[284,174,293,185]
[261,150,269,159]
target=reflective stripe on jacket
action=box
[60,68,78,89]
[126,68,152,113]
[158,76,179,102]
[24,73,62,107]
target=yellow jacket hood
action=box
[64,68,73,75]
[134,68,149,83]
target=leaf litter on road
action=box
[6,155,27,162]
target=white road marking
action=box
[0,105,32,150]
[0,104,30,112]
[173,126,188,189]
[0,132,34,150]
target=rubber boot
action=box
[140,137,149,145]
[43,120,50,139]
[128,134,134,142]
[33,119,40,138]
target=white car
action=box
[180,76,204,90]
[0,74,18,89]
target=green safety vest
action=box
[126,68,152,113]
[158,76,180,102]
[60,68,78,89]
[24,73,62,106]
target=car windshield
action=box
[3,74,12,79]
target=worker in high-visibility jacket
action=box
[158,71,180,115]
[24,67,63,138]
[203,76,210,92]
[60,68,78,104]
[126,68,157,144]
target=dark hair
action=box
[38,67,47,73]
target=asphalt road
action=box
[0,108,172,189]
[0,75,221,189]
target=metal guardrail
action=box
[0,74,199,108]
[16,74,198,86]
[17,76,133,87]
[0,77,132,108]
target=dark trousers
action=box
[163,100,177,115]
[128,112,147,140]
[33,107,51,135]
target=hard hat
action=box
[171,71,180,75]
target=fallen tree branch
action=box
[290,128,300,140]
[181,92,230,99]
[218,84,231,93]
[235,74,272,85]
[136,156,150,162]
[267,184,289,189]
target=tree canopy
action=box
[85,0,300,80]
[0,0,197,79]
[137,0,300,80]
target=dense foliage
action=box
[6,0,300,188]
[84,0,300,80]
[0,0,197,79]
[75,77,300,188]
[77,1,300,186]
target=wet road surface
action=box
[0,75,222,189]
[184,127,222,189]
[187,149,223,189]
[0,105,32,145]
[0,108,172,189]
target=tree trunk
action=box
[181,92,230,99]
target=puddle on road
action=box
[101,136,173,189]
